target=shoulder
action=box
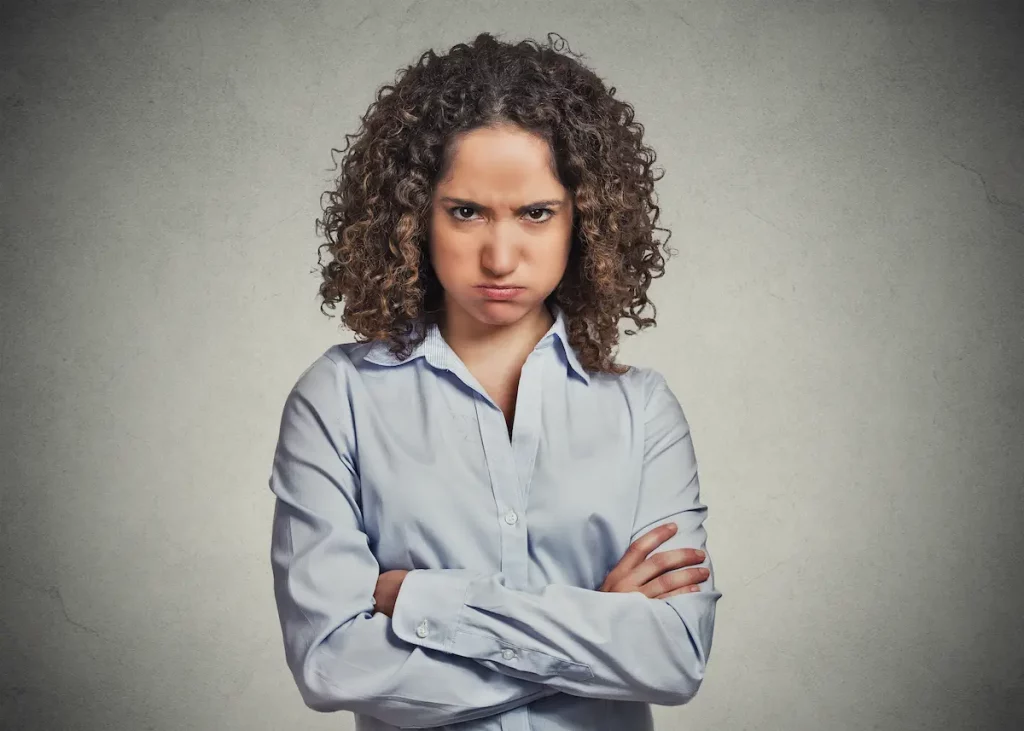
[281,342,371,401]
[274,344,378,442]
[294,341,378,377]
[612,363,671,405]
[616,364,691,435]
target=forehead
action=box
[437,126,565,198]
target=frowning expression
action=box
[429,123,574,328]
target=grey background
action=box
[2,1,1022,729]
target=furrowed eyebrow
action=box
[439,197,564,214]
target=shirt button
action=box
[503,509,518,525]
[416,620,429,638]
[501,648,517,660]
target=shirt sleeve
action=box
[268,353,560,728]
[390,368,723,707]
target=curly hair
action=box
[315,32,674,376]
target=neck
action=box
[440,302,555,369]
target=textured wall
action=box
[1,1,1021,729]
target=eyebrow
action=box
[439,196,565,213]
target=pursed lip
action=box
[476,284,525,300]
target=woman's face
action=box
[428,124,574,331]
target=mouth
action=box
[476,285,525,300]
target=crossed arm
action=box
[268,355,721,727]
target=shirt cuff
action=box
[391,569,478,652]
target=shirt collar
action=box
[547,303,591,384]
[363,303,591,385]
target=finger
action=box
[628,548,707,589]
[602,525,675,589]
[602,523,678,589]
[653,568,709,598]
[641,566,710,597]
[656,584,703,600]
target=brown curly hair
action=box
[315,32,675,376]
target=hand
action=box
[374,569,410,617]
[598,523,709,599]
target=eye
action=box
[449,206,477,222]
[446,206,556,223]
[525,208,555,223]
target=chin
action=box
[452,293,539,326]
[471,301,532,324]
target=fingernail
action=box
[668,523,678,532]
[696,550,706,559]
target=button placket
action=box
[473,345,549,595]
[476,390,526,591]
[513,351,545,505]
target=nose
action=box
[479,222,519,277]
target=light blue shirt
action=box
[268,303,722,730]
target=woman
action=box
[268,32,722,731]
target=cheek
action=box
[428,237,471,283]
[537,235,572,273]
